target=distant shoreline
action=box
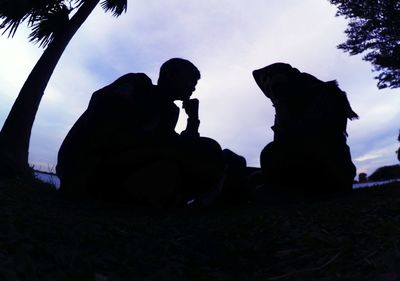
[33,169,400,191]
[34,169,56,176]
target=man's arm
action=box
[181,98,200,138]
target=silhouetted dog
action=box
[253,63,358,198]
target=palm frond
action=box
[28,3,70,47]
[71,0,85,8]
[0,0,31,37]
[0,18,23,37]
[0,0,65,37]
[100,0,127,17]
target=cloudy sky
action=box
[0,0,399,176]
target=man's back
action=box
[56,73,155,193]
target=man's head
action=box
[158,58,201,101]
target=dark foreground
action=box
[1,179,400,281]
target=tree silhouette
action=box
[329,0,400,89]
[0,0,127,177]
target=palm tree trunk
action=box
[0,0,100,177]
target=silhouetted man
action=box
[252,63,358,198]
[57,58,226,207]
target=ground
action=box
[1,179,400,281]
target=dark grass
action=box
[1,179,400,281]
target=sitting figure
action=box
[252,63,358,198]
[57,58,233,207]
